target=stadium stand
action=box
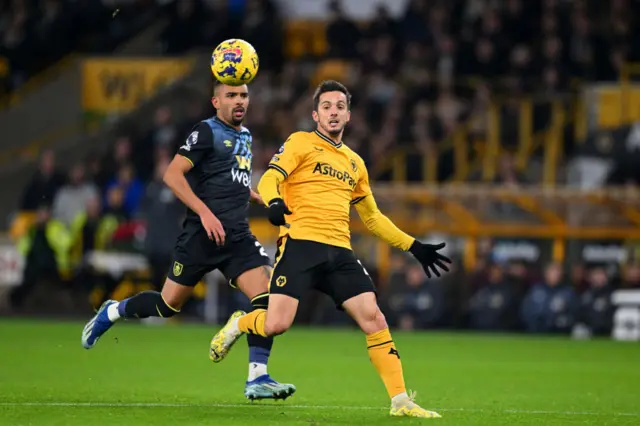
[2,0,640,339]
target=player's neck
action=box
[216,114,242,131]
[316,127,342,145]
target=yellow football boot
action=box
[209,310,245,363]
[389,391,442,418]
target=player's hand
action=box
[267,198,292,227]
[409,241,452,278]
[200,210,226,245]
[250,189,265,205]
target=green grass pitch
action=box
[0,320,639,425]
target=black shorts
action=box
[167,220,270,287]
[269,237,376,309]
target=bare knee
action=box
[264,314,293,336]
[343,293,389,334]
[161,278,193,311]
[357,305,388,334]
[263,293,299,336]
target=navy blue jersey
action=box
[177,116,253,233]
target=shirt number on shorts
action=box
[357,259,370,276]
[255,241,268,258]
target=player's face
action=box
[313,91,350,137]
[212,84,249,126]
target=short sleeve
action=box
[267,133,306,178]
[178,122,214,167]
[351,160,372,205]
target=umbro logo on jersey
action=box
[224,140,233,147]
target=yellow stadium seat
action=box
[312,60,351,87]
[310,21,328,57]
[285,20,328,59]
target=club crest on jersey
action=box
[235,155,251,171]
[173,261,183,277]
[351,159,357,172]
[181,131,198,151]
[275,276,287,287]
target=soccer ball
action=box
[211,39,259,86]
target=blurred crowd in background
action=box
[4,0,640,336]
[0,0,158,94]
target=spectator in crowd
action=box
[104,164,144,219]
[138,156,184,291]
[52,162,99,227]
[578,266,615,335]
[20,149,64,211]
[103,136,134,184]
[621,262,640,288]
[69,195,119,306]
[10,204,70,309]
[387,262,448,330]
[469,263,520,331]
[136,106,178,181]
[521,263,578,333]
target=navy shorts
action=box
[167,220,270,287]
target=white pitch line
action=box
[0,402,638,417]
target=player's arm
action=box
[258,134,305,226]
[352,163,451,278]
[163,124,225,244]
[354,195,414,250]
[249,189,264,205]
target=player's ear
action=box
[211,96,219,109]
[312,110,319,124]
[345,110,351,124]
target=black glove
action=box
[409,241,452,278]
[267,198,292,227]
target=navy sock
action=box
[117,291,179,319]
[249,346,270,365]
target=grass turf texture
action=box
[0,320,638,425]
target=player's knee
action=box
[359,305,388,334]
[264,315,292,336]
[156,296,181,318]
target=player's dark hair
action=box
[212,79,223,96]
[313,80,351,111]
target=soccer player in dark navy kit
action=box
[82,81,296,401]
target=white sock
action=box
[247,362,268,381]
[391,392,409,406]
[107,302,121,322]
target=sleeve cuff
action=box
[351,195,367,205]
[267,164,288,178]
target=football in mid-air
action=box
[211,39,259,86]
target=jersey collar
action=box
[214,116,246,133]
[314,130,343,149]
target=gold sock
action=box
[366,328,407,398]
[237,309,267,337]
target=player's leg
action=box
[82,224,207,349]
[235,237,316,337]
[232,264,296,400]
[81,275,196,349]
[212,237,315,349]
[328,251,441,418]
